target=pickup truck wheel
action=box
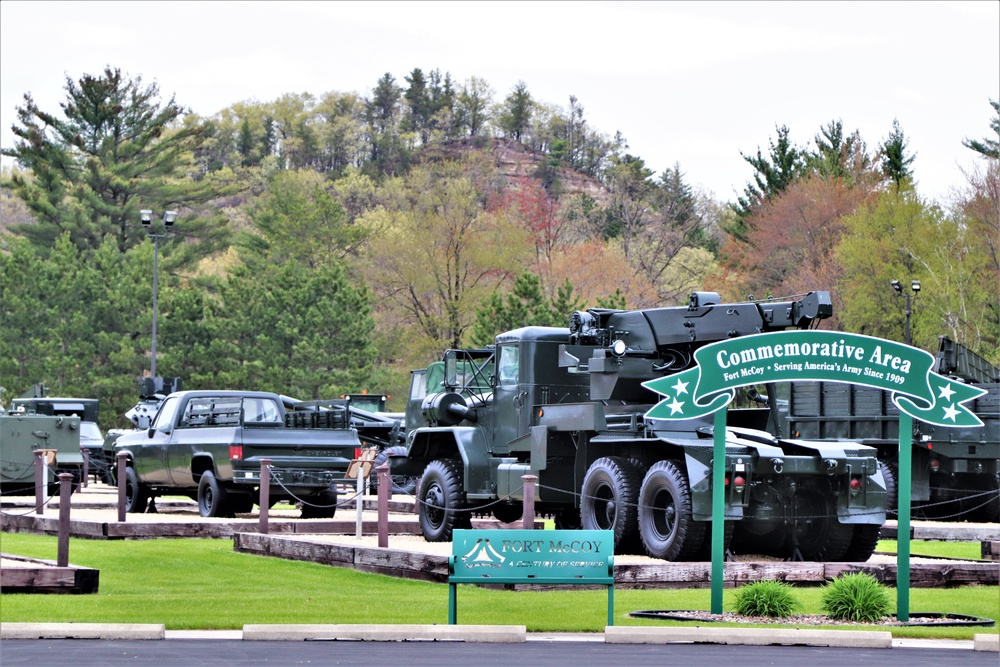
[301,490,337,519]
[636,460,706,561]
[580,456,642,553]
[229,492,255,515]
[418,459,467,542]
[124,466,149,514]
[198,470,231,518]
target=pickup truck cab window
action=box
[151,396,180,431]
[179,396,241,427]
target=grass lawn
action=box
[0,533,996,639]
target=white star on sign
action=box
[668,398,685,415]
[942,403,959,422]
[672,378,689,395]
[937,383,956,401]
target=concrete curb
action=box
[241,624,527,643]
[604,626,893,648]
[0,623,165,640]
[974,633,999,652]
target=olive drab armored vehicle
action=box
[398,291,889,562]
[0,411,83,495]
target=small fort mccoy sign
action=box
[643,330,987,428]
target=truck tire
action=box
[418,459,468,542]
[554,508,582,530]
[695,520,733,561]
[301,490,338,519]
[124,466,149,514]
[841,460,895,562]
[784,488,854,561]
[197,470,231,518]
[636,460,706,561]
[491,501,523,524]
[372,445,418,495]
[581,456,642,553]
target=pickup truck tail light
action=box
[230,445,243,461]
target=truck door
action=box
[492,343,529,452]
[134,395,180,485]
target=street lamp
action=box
[140,210,176,377]
[890,279,920,346]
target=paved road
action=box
[0,639,993,667]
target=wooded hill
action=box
[1,68,997,427]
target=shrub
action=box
[821,572,892,623]
[733,580,800,618]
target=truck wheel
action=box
[229,492,255,515]
[554,508,582,529]
[372,445,418,495]
[418,459,467,542]
[695,520,733,561]
[636,460,706,561]
[124,466,149,514]
[197,470,231,518]
[301,490,338,519]
[784,488,854,561]
[840,460,895,562]
[580,456,642,552]
[491,501,523,524]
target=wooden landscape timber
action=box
[0,554,99,594]
[2,485,998,590]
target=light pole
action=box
[890,279,920,346]
[140,210,176,377]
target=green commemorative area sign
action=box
[643,330,987,427]
[641,329,987,621]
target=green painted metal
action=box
[645,331,987,428]
[646,331,975,621]
[711,408,726,614]
[897,413,913,622]
[448,529,615,626]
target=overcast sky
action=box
[2,1,997,205]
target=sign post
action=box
[644,330,986,619]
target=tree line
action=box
[1,67,997,428]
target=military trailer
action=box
[786,336,999,522]
[11,384,105,481]
[398,291,889,562]
[0,412,83,495]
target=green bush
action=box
[733,580,800,618]
[821,572,892,623]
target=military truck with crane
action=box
[396,291,889,562]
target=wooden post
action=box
[259,458,271,535]
[57,472,73,566]
[522,474,537,529]
[82,448,90,488]
[377,463,390,548]
[117,452,128,522]
[33,450,45,515]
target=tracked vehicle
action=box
[398,291,888,562]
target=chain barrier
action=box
[408,475,1000,523]
[265,464,364,509]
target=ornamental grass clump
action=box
[733,580,800,618]
[821,572,892,623]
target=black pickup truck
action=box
[113,390,362,518]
